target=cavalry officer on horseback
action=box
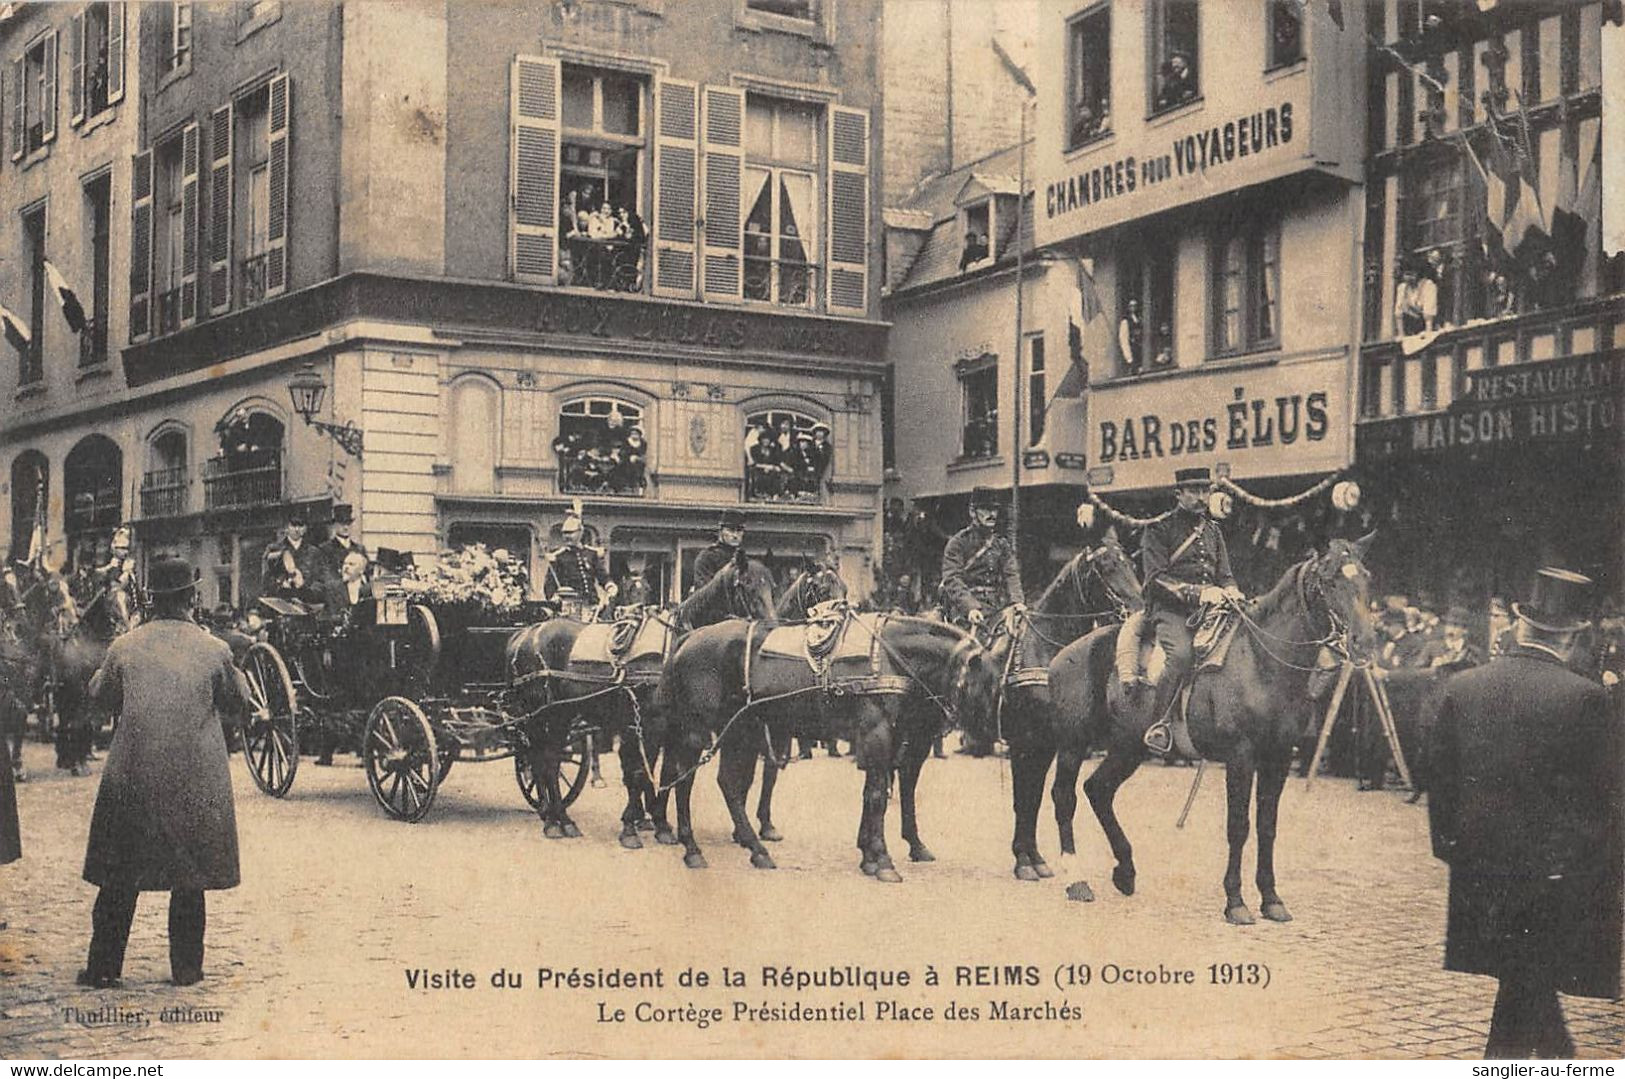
[939,487,1025,641]
[1116,467,1243,722]
[542,502,617,618]
[94,527,141,632]
[691,509,746,595]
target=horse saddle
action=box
[1192,605,1240,672]
[759,610,879,682]
[568,615,666,678]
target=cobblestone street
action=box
[2,736,1622,1059]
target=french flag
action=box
[44,259,87,333]
[0,302,30,354]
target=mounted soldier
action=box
[691,509,746,596]
[1115,466,1244,737]
[542,501,616,618]
[938,487,1025,640]
[93,526,141,633]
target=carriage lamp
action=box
[288,362,364,459]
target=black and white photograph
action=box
[0,0,1621,1062]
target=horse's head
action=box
[724,548,777,621]
[797,556,847,610]
[1309,531,1378,662]
[1085,527,1143,614]
[947,628,1000,733]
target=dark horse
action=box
[1050,535,1377,923]
[53,580,126,774]
[505,550,777,843]
[1,567,77,777]
[654,613,999,879]
[967,533,1141,882]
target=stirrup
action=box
[1143,720,1173,757]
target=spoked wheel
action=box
[514,748,541,809]
[364,696,440,822]
[559,726,594,809]
[241,643,299,797]
[390,606,442,697]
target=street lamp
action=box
[287,361,364,458]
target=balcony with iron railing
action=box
[155,288,182,337]
[202,448,281,510]
[743,257,817,309]
[78,317,107,368]
[240,253,269,307]
[140,467,189,518]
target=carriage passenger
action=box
[262,508,323,605]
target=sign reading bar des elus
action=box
[1087,354,1349,491]
[1358,352,1624,463]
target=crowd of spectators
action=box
[560,185,646,291]
[745,417,831,502]
[553,424,648,496]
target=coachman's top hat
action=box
[1513,567,1594,633]
[719,508,746,530]
[285,506,309,526]
[1174,466,1213,488]
[146,557,198,598]
[332,505,354,525]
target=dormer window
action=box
[960,201,992,271]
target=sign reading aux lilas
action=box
[1087,358,1349,491]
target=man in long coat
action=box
[1428,567,1622,1058]
[78,558,250,988]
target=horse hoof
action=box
[618,832,643,851]
[1065,881,1096,903]
[1033,859,1055,879]
[1014,863,1040,882]
[860,859,878,877]
[683,851,708,870]
[542,821,567,839]
[1111,865,1136,896]
[750,851,777,870]
[637,817,657,833]
[1059,841,1075,857]
[759,824,784,843]
[654,829,679,847]
[562,822,583,839]
[1260,901,1293,923]
[909,846,935,863]
[874,866,903,884]
[1224,903,1257,926]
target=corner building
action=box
[0,0,887,606]
[1030,0,1367,583]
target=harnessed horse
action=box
[1,568,76,777]
[53,575,129,774]
[1051,534,1377,922]
[972,535,1141,881]
[505,551,777,844]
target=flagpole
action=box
[1010,96,1027,554]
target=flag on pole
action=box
[1549,122,1602,291]
[1050,320,1090,401]
[43,259,87,333]
[0,302,30,354]
[990,35,1036,98]
[1483,109,1546,256]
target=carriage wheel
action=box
[513,750,541,809]
[241,643,299,797]
[391,606,442,695]
[558,727,594,809]
[364,697,440,822]
[437,739,458,784]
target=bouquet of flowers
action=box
[397,544,529,613]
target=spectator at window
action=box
[1394,257,1439,335]
[960,230,989,271]
[616,427,648,493]
[1118,298,1145,374]
[1070,97,1106,147]
[747,419,787,500]
[1155,52,1197,111]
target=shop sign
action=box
[1055,453,1088,470]
[1022,450,1051,469]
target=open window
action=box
[205,408,284,510]
[142,427,188,518]
[164,2,191,78]
[69,3,125,126]
[1267,0,1303,70]
[960,201,991,271]
[1149,0,1200,115]
[1067,3,1111,149]
[18,205,45,386]
[956,354,999,460]
[744,96,820,307]
[559,65,648,291]
[1118,234,1175,374]
[9,451,49,562]
[554,398,647,497]
[64,435,123,544]
[10,29,59,161]
[744,409,830,503]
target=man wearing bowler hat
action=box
[77,557,250,988]
[1428,567,1622,1058]
[692,509,747,596]
[939,487,1025,637]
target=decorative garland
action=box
[1079,473,1353,532]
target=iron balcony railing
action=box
[140,467,189,518]
[202,449,281,510]
[743,257,817,308]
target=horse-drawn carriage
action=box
[235,581,594,822]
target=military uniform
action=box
[938,525,1023,624]
[545,542,610,604]
[1137,504,1236,687]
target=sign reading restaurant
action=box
[1086,353,1350,491]
[1046,102,1296,225]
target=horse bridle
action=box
[1078,543,1136,619]
[1293,556,1353,659]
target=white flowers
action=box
[397,544,528,612]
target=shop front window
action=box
[744,409,830,502]
[553,398,647,496]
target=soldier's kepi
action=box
[938,487,1024,635]
[1115,466,1244,719]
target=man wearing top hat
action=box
[692,509,747,595]
[542,502,616,615]
[315,506,365,593]
[1117,466,1242,709]
[938,487,1025,636]
[262,507,322,603]
[1427,567,1621,1058]
[78,557,250,988]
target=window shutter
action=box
[651,77,698,298]
[510,55,559,285]
[107,2,125,105]
[266,72,291,296]
[41,29,57,144]
[69,11,84,128]
[180,121,200,324]
[700,85,744,303]
[826,105,869,314]
[128,148,154,340]
[207,103,232,315]
[10,58,22,161]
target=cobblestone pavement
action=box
[2,735,1621,1060]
